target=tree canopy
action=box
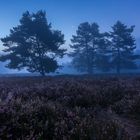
[0,11,139,75]
[110,21,137,74]
[0,10,66,76]
[70,22,110,74]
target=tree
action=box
[70,22,92,74]
[110,21,137,74]
[0,10,65,76]
[95,33,111,72]
[70,22,110,74]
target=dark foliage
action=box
[70,21,139,75]
[0,76,140,139]
[110,21,138,74]
[0,10,66,76]
[70,22,111,74]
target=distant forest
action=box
[0,10,140,76]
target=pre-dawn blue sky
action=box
[0,0,140,48]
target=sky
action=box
[0,0,140,46]
[0,0,140,73]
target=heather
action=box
[0,76,140,140]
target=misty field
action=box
[0,76,140,140]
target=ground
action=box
[0,75,140,140]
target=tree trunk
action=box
[88,67,93,75]
[37,39,46,77]
[40,71,46,76]
[86,42,94,75]
[117,47,121,75]
[117,65,120,75]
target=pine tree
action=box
[110,21,137,74]
[0,10,66,76]
[70,22,110,74]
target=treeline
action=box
[70,22,139,74]
[0,10,139,75]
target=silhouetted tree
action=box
[110,21,137,74]
[0,10,65,76]
[70,22,108,74]
[70,22,110,74]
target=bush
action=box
[0,76,140,139]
